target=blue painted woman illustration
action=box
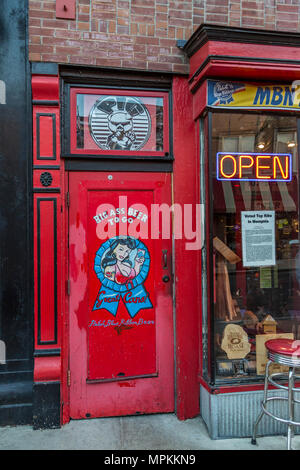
[93,236,152,317]
[101,237,145,287]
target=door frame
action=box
[59,70,200,424]
[61,168,176,423]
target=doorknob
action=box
[162,275,170,283]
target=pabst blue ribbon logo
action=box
[213,82,236,104]
[89,96,151,151]
[93,236,152,318]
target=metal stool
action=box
[251,339,300,450]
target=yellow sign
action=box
[207,80,300,110]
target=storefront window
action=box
[211,112,299,382]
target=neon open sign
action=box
[216,152,292,182]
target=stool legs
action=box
[287,367,295,450]
[251,360,272,445]
[252,362,298,449]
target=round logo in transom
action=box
[89,95,151,151]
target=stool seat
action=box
[265,339,300,357]
[265,339,300,368]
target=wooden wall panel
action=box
[33,108,60,166]
[34,196,58,345]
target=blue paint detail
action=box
[93,236,152,317]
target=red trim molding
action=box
[198,375,300,395]
[32,75,59,102]
[182,24,300,120]
[173,76,200,420]
[34,356,61,383]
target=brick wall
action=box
[29,0,300,74]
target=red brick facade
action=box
[29,0,300,75]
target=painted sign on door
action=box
[92,236,152,317]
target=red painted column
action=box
[173,76,200,419]
[32,75,62,394]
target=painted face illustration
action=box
[113,243,131,262]
[108,111,133,137]
[89,96,151,151]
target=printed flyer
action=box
[241,211,276,267]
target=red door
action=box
[68,171,174,418]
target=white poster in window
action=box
[241,211,276,267]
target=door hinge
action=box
[66,191,70,208]
[67,370,71,387]
[66,279,71,296]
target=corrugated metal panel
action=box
[200,385,300,439]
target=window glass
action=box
[70,89,169,156]
[211,113,299,382]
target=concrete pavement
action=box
[0,413,299,451]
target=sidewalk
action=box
[0,413,299,451]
